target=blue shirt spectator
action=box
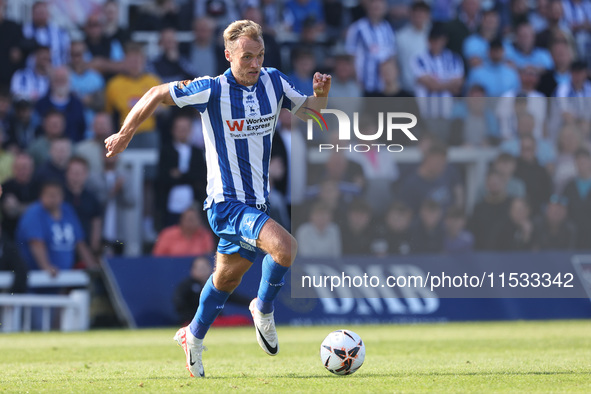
[284,0,325,34]
[462,8,501,67]
[16,184,85,271]
[467,62,520,97]
[504,22,554,70]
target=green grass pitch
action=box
[1,320,590,392]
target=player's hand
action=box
[44,264,59,278]
[105,132,132,158]
[313,72,332,97]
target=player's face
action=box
[226,36,265,86]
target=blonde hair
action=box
[223,20,263,52]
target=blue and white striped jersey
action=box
[413,49,464,119]
[345,17,397,93]
[169,67,307,209]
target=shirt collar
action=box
[224,68,264,92]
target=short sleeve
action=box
[19,207,44,241]
[168,77,213,112]
[277,71,307,113]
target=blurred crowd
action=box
[0,0,589,276]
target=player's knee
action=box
[274,233,297,268]
[214,273,242,292]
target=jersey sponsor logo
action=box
[226,120,244,131]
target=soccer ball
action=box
[320,329,365,375]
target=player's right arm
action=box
[105,83,174,157]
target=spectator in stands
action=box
[379,200,413,255]
[409,199,445,254]
[101,153,134,256]
[0,89,10,143]
[323,0,348,42]
[274,110,307,207]
[150,28,195,83]
[193,0,239,28]
[300,179,350,230]
[554,60,591,127]
[485,153,527,199]
[74,112,113,177]
[396,1,431,93]
[445,0,482,56]
[152,206,214,257]
[413,25,464,132]
[345,0,397,95]
[156,115,207,228]
[133,0,180,31]
[0,227,28,294]
[532,194,576,250]
[35,138,72,186]
[498,65,547,141]
[289,48,316,96]
[185,17,222,78]
[83,12,125,78]
[328,53,362,100]
[467,38,520,97]
[0,128,13,183]
[28,109,65,167]
[399,143,463,214]
[10,45,51,102]
[34,66,86,142]
[296,200,342,258]
[469,170,513,250]
[500,111,557,168]
[0,0,24,90]
[103,0,130,46]
[64,157,103,254]
[173,256,250,326]
[554,123,590,192]
[490,197,534,251]
[340,198,376,255]
[514,134,554,214]
[307,134,365,190]
[1,153,38,239]
[241,5,282,70]
[537,38,573,97]
[370,58,413,98]
[284,0,325,34]
[16,180,97,275]
[535,0,569,49]
[443,206,474,253]
[21,1,70,67]
[563,148,591,249]
[504,21,554,70]
[450,84,499,146]
[0,178,28,294]
[6,99,36,151]
[463,8,501,68]
[69,40,105,133]
[560,0,591,56]
[105,43,161,150]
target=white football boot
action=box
[173,326,206,377]
[249,298,279,356]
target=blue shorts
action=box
[206,200,270,262]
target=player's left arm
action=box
[294,72,332,121]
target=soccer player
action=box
[104,20,331,377]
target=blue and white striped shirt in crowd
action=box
[413,49,464,119]
[10,68,50,102]
[561,0,591,27]
[554,80,591,121]
[168,68,307,209]
[22,22,70,67]
[345,18,396,93]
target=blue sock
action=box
[256,254,289,314]
[189,276,230,339]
